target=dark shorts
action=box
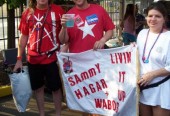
[122,32,136,45]
[27,61,62,91]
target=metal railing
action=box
[100,0,121,38]
[0,4,22,50]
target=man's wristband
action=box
[17,56,22,60]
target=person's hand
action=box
[130,42,136,47]
[93,39,106,50]
[138,72,154,87]
[13,60,23,72]
[60,14,68,28]
[60,44,69,53]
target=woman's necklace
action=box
[142,28,163,63]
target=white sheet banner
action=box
[57,45,138,116]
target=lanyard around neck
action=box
[142,28,163,63]
[38,6,51,54]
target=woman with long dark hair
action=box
[121,4,136,45]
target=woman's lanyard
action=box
[142,28,163,63]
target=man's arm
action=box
[101,30,113,43]
[93,30,113,50]
[59,14,69,44]
[59,27,69,44]
[17,34,28,57]
[13,34,28,71]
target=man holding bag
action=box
[14,0,64,115]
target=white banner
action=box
[57,45,138,116]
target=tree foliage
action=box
[0,0,5,6]
[0,0,26,9]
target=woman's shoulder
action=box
[163,30,170,34]
[139,29,148,33]
[162,30,170,38]
[137,29,148,37]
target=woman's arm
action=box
[138,68,170,86]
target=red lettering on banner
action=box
[81,72,89,81]
[96,82,102,91]
[101,79,107,88]
[89,84,96,93]
[68,77,75,86]
[110,52,132,64]
[118,53,123,63]
[123,52,127,63]
[108,100,112,109]
[75,74,82,84]
[88,68,96,77]
[118,90,126,102]
[119,71,126,83]
[83,86,90,96]
[126,52,131,63]
[74,89,83,99]
[67,63,101,86]
[94,99,119,112]
[95,63,101,73]
[74,79,108,99]
[103,99,107,109]
[115,53,118,63]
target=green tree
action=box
[0,0,5,6]
[0,0,26,9]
